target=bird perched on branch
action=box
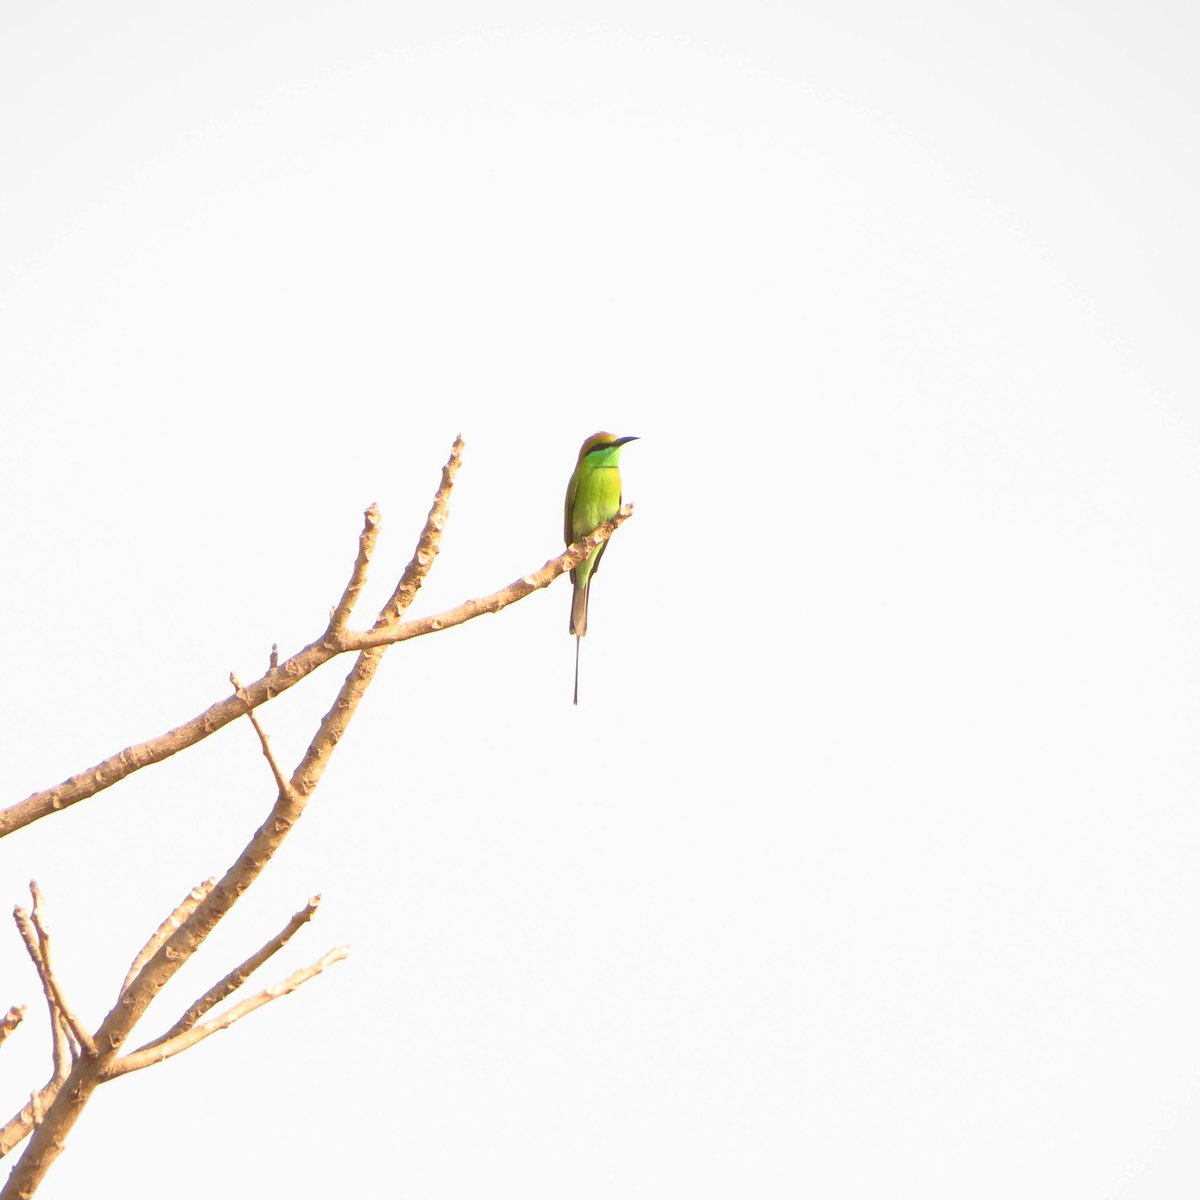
[564,431,638,705]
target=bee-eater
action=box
[564,431,638,705]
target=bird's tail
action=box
[569,583,589,638]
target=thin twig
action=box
[121,878,217,995]
[106,946,349,1079]
[136,897,322,1050]
[15,888,95,1059]
[9,910,68,1084]
[30,884,96,1059]
[231,675,299,802]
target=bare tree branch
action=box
[27,885,95,1062]
[343,505,634,653]
[0,643,327,842]
[373,435,464,628]
[1,438,638,1193]
[106,946,349,1079]
[328,503,381,635]
[231,675,299,803]
[1,894,76,1159]
[121,878,217,995]
[0,440,468,1198]
[11,912,50,1048]
[1,770,299,1185]
[1,944,345,1158]
[136,896,322,1049]
[0,1079,67,1161]
[13,889,94,1060]
[0,896,332,1164]
[1,491,629,841]
[291,433,464,798]
[0,500,390,841]
[0,1007,24,1052]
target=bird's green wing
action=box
[564,469,578,545]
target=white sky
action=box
[2,2,1199,1196]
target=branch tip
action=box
[373,435,465,630]
[328,501,385,635]
[15,888,97,1061]
[111,943,350,1079]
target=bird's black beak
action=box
[614,436,639,447]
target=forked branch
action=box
[2,435,631,841]
[107,945,350,1079]
[1,436,481,1197]
[2,437,635,1197]
[137,896,324,1050]
[13,886,94,1060]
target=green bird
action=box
[564,431,638,705]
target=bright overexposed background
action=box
[2,2,1199,1196]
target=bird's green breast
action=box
[570,463,623,541]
